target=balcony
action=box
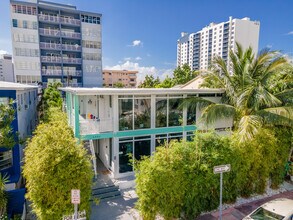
[39,14,59,23]
[62,44,82,52]
[41,56,62,63]
[41,69,62,76]
[61,30,81,39]
[40,42,62,50]
[60,17,81,26]
[39,28,60,37]
[79,118,113,135]
[63,70,82,76]
[62,57,82,64]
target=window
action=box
[23,20,28,28]
[12,19,18,27]
[119,98,133,131]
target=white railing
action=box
[60,17,81,25]
[41,56,62,63]
[41,69,62,75]
[79,118,113,135]
[62,57,82,64]
[61,30,81,39]
[40,42,62,50]
[63,70,82,76]
[39,28,61,37]
[62,44,81,51]
[39,14,59,23]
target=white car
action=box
[243,198,293,220]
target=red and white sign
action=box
[71,189,80,204]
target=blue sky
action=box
[0,0,292,80]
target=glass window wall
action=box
[119,98,133,131]
[134,98,151,129]
[168,99,183,126]
[156,98,167,127]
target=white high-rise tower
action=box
[177,17,260,70]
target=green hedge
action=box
[135,128,291,220]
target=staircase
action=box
[92,184,122,202]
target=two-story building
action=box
[0,81,38,217]
[62,87,232,179]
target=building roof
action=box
[60,87,224,95]
[103,69,138,74]
[0,81,38,91]
[181,76,206,89]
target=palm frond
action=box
[237,115,263,143]
[257,106,293,126]
[201,103,236,125]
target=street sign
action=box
[213,164,231,174]
[71,189,80,204]
[214,164,231,220]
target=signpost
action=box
[71,189,80,220]
[213,164,231,220]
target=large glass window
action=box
[169,99,183,126]
[134,98,151,129]
[119,141,133,173]
[119,98,133,131]
[119,136,151,173]
[134,138,151,160]
[156,98,167,127]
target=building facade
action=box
[10,0,102,87]
[177,16,260,70]
[62,87,232,179]
[103,70,138,88]
[0,81,38,217]
[0,54,14,82]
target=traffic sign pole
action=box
[74,204,78,220]
[213,164,230,220]
[219,172,223,220]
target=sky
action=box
[0,0,293,82]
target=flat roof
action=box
[0,81,38,91]
[60,87,224,95]
[103,70,139,74]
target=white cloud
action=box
[124,57,131,61]
[135,56,142,60]
[128,40,143,47]
[266,44,273,48]
[104,61,173,85]
[0,50,8,55]
[287,31,293,35]
[146,53,151,57]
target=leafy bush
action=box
[23,108,93,220]
[135,129,291,219]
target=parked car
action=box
[243,198,293,220]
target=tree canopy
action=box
[23,108,93,220]
[0,100,16,148]
[139,63,199,88]
[184,43,293,142]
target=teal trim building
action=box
[61,87,229,178]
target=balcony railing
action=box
[41,69,62,76]
[63,70,82,76]
[39,14,59,23]
[67,83,82,87]
[39,14,81,26]
[39,28,60,37]
[60,17,81,25]
[62,57,82,64]
[79,118,113,135]
[62,44,81,51]
[40,42,62,50]
[41,56,62,63]
[61,30,81,39]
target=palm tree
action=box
[183,43,293,142]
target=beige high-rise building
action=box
[102,70,138,88]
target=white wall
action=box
[98,138,110,169]
[0,55,14,82]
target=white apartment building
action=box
[0,54,14,82]
[177,16,260,70]
[10,0,102,87]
